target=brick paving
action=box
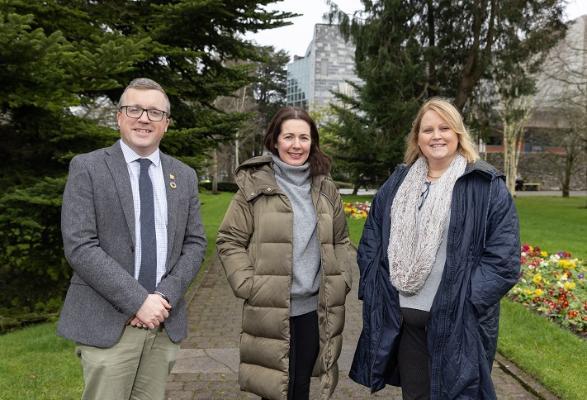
[166,257,552,400]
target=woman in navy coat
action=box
[349,98,520,399]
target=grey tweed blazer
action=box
[57,141,207,347]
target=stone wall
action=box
[486,152,587,191]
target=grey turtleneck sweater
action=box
[272,155,321,317]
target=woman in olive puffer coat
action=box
[217,107,355,400]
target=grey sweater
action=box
[272,155,321,317]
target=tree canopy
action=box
[327,0,565,184]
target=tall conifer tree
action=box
[327,0,565,182]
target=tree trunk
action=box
[562,141,576,198]
[562,171,570,197]
[426,0,436,97]
[500,94,533,198]
[503,123,517,196]
[561,133,581,197]
[212,149,219,195]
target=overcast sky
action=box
[247,0,587,61]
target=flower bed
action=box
[508,245,586,336]
[343,201,371,219]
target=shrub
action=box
[0,177,69,329]
[199,181,239,193]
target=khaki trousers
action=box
[76,325,179,400]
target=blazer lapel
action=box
[161,153,178,270]
[104,141,136,248]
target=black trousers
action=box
[261,311,319,400]
[288,310,320,400]
[398,308,431,400]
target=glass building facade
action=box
[286,24,361,111]
[286,53,312,109]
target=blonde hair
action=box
[404,97,479,165]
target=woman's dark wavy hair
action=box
[263,107,331,176]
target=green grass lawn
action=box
[502,198,586,400]
[498,299,587,400]
[192,191,234,286]
[0,323,82,400]
[515,196,587,258]
[0,194,585,399]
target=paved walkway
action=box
[166,257,555,399]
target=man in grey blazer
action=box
[58,78,207,400]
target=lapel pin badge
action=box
[169,174,177,189]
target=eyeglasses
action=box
[119,106,168,122]
[418,181,431,211]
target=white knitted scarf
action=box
[388,154,467,295]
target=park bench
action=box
[522,182,541,191]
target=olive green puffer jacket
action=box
[216,155,355,400]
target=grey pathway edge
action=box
[166,255,557,399]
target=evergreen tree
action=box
[327,0,565,181]
[248,46,289,157]
[324,86,391,192]
[0,5,143,317]
[0,0,292,322]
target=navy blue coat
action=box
[349,160,520,399]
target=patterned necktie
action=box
[138,158,156,292]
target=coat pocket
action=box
[441,302,482,398]
[343,267,352,294]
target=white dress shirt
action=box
[120,139,168,287]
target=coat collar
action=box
[396,158,502,182]
[235,155,280,201]
[160,152,178,269]
[104,141,136,247]
[235,155,326,202]
[463,159,503,180]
